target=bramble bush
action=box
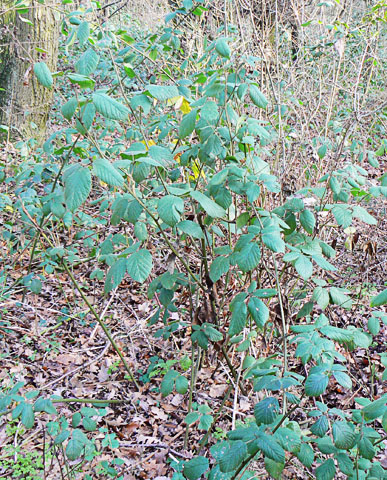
[1,0,387,478]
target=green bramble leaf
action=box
[249,84,268,109]
[146,84,179,101]
[370,288,387,307]
[248,297,269,327]
[61,97,78,120]
[191,191,226,218]
[158,195,184,226]
[215,37,231,59]
[66,438,83,460]
[219,441,247,472]
[254,397,280,425]
[77,21,90,46]
[183,456,209,480]
[305,374,329,397]
[176,375,188,394]
[332,421,356,450]
[34,62,53,88]
[315,458,336,480]
[63,164,91,212]
[93,92,130,121]
[179,108,197,139]
[161,369,179,397]
[93,157,124,187]
[296,443,314,469]
[126,249,153,283]
[75,48,100,75]
[104,258,127,294]
[21,403,35,429]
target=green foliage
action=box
[3,0,387,478]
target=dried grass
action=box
[126,0,169,29]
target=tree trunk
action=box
[0,0,60,142]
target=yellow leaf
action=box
[180,98,191,114]
[190,160,206,180]
[166,95,182,107]
[140,139,156,150]
[166,95,191,114]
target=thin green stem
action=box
[62,261,140,391]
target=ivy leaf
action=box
[34,62,53,88]
[183,456,209,480]
[305,374,329,397]
[332,421,356,450]
[93,157,124,187]
[104,258,127,294]
[93,92,130,121]
[64,164,91,212]
[219,441,247,472]
[126,249,153,283]
[249,84,268,109]
[248,297,269,327]
[157,195,184,226]
[315,458,336,480]
[191,191,226,218]
[254,397,280,425]
[75,48,100,75]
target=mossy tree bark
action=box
[0,0,60,142]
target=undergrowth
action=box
[0,0,387,478]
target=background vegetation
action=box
[0,0,386,479]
